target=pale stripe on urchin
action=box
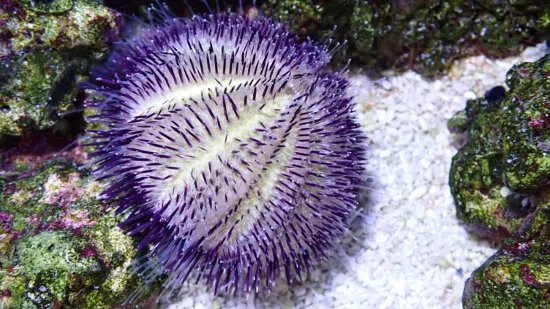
[85,5,366,298]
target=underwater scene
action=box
[0,1,549,308]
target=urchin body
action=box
[86,8,365,296]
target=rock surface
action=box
[262,0,550,77]
[0,159,162,308]
[0,0,124,135]
[449,54,550,240]
[463,221,550,309]
[449,54,550,307]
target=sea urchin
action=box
[84,4,366,298]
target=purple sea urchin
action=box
[85,4,366,297]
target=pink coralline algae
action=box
[41,173,86,207]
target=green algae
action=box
[448,97,520,239]
[502,57,550,192]
[0,0,124,135]
[449,55,550,240]
[463,220,550,308]
[10,231,103,308]
[0,50,88,136]
[448,55,550,307]
[0,0,122,58]
[0,160,162,308]
[262,0,550,77]
[18,0,74,13]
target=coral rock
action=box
[0,0,124,135]
[0,160,162,308]
[449,55,550,240]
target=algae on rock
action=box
[449,54,550,240]
[0,160,162,308]
[262,0,550,77]
[463,216,550,309]
[0,0,124,135]
[448,55,550,307]
[0,0,123,59]
[0,50,90,136]
[502,57,550,192]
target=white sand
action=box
[163,42,549,309]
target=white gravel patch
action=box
[163,42,549,309]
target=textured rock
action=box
[502,56,550,192]
[449,55,550,240]
[0,0,122,59]
[0,0,124,135]
[261,0,550,77]
[0,160,162,308]
[463,220,550,309]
